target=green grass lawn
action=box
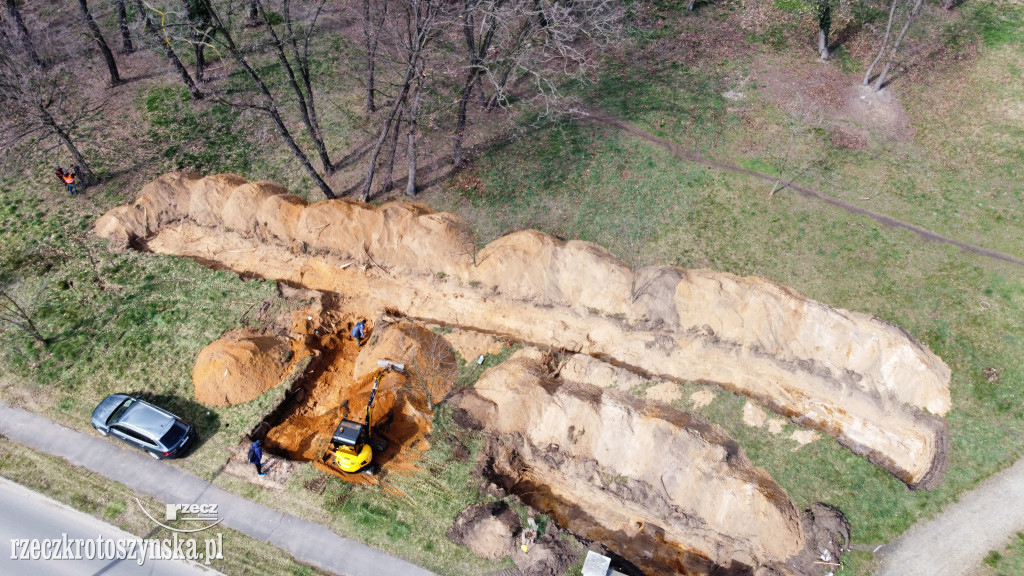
[978,532,1024,576]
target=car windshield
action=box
[107,398,135,426]
[159,422,187,448]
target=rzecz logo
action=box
[136,500,222,533]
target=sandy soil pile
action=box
[193,329,295,406]
[353,321,457,404]
[451,353,806,575]
[446,502,521,560]
[97,173,952,488]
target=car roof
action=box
[117,400,175,439]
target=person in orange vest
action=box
[54,166,77,195]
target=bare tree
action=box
[204,3,337,199]
[864,0,924,90]
[131,0,203,99]
[362,0,387,113]
[452,0,623,163]
[254,0,334,173]
[181,0,213,82]
[4,0,40,67]
[0,285,47,345]
[453,0,498,167]
[404,331,457,410]
[0,42,103,185]
[614,192,658,303]
[77,0,124,86]
[405,60,425,196]
[114,0,134,54]
[360,0,455,202]
[816,0,831,60]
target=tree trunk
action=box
[211,10,335,199]
[817,0,830,60]
[362,0,386,114]
[247,0,259,26]
[39,104,97,185]
[77,0,123,86]
[453,71,477,167]
[115,0,134,54]
[282,0,331,172]
[687,0,696,10]
[361,63,416,202]
[133,0,203,99]
[873,0,924,91]
[195,43,206,82]
[256,0,332,173]
[4,0,40,67]
[864,0,899,85]
[182,0,214,82]
[383,115,402,193]
[406,65,424,197]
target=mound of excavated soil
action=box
[193,329,294,406]
[451,354,805,575]
[512,531,578,576]
[97,173,952,488]
[447,501,521,560]
[353,321,457,404]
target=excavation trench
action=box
[210,301,457,483]
[98,173,955,574]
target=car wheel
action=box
[95,427,108,437]
[149,451,161,460]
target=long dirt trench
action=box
[96,172,955,575]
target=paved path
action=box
[0,476,221,576]
[0,402,436,576]
[874,457,1024,576]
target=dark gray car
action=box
[91,394,194,459]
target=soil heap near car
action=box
[97,172,955,574]
[193,329,298,406]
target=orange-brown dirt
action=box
[97,172,952,488]
[193,329,298,406]
[257,316,456,484]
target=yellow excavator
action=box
[322,359,404,476]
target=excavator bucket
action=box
[377,359,405,371]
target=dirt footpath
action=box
[874,456,1024,576]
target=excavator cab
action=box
[325,359,405,476]
[331,419,374,474]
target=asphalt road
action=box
[0,476,220,576]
